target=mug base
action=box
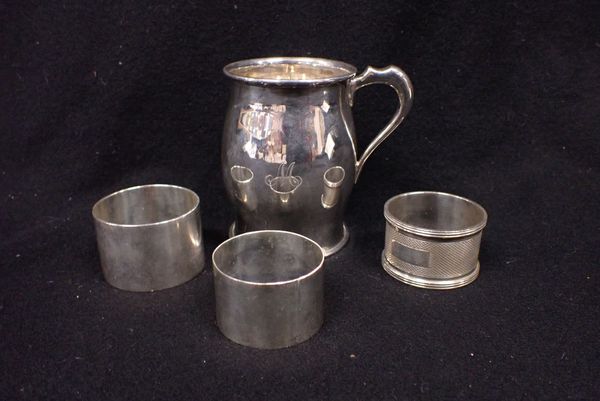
[228,222,349,257]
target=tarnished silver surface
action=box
[92,184,204,292]
[212,230,324,349]
[222,57,413,255]
[382,191,487,289]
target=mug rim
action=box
[223,57,357,86]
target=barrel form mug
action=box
[222,57,413,255]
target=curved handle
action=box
[347,65,413,182]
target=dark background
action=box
[1,0,599,399]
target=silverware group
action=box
[92,57,488,349]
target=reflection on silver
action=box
[265,162,302,204]
[238,102,329,164]
[239,104,287,163]
[230,165,256,209]
[222,57,413,255]
[239,103,286,140]
[321,166,345,209]
[324,129,336,159]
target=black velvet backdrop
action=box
[1,0,599,399]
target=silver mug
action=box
[222,57,413,255]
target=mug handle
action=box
[347,65,413,182]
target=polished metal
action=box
[264,161,302,205]
[213,230,324,349]
[92,184,204,292]
[230,165,256,209]
[222,57,413,255]
[382,191,488,289]
[321,166,345,209]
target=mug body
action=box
[222,58,358,255]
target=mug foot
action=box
[228,222,349,257]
